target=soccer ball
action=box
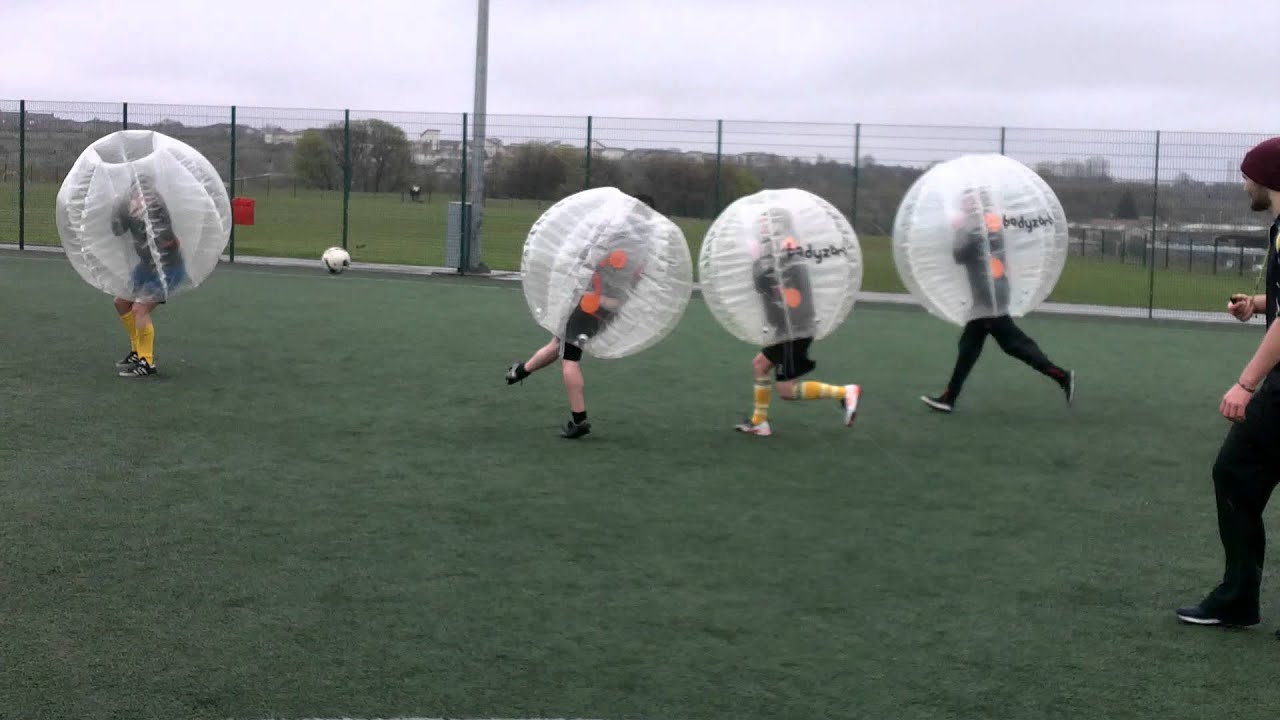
[322,247,351,274]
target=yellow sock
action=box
[120,313,138,353]
[136,322,155,365]
[751,379,772,424]
[800,381,844,400]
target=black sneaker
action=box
[505,361,527,385]
[116,351,140,368]
[119,358,157,377]
[1064,370,1075,406]
[921,394,953,413]
[561,419,591,439]
[1175,598,1259,627]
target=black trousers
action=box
[1207,380,1280,614]
[945,315,1064,398]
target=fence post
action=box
[852,123,861,227]
[1147,130,1161,318]
[713,119,723,216]
[584,115,593,190]
[122,102,128,130]
[18,99,24,250]
[342,109,351,251]
[229,105,237,262]
[999,126,1006,155]
[459,112,469,274]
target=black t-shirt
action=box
[111,192,181,269]
[1267,217,1280,329]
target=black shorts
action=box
[762,337,816,381]
[559,305,614,363]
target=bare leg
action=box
[507,337,561,385]
[524,338,561,374]
[562,359,586,413]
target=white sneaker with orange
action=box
[842,384,861,426]
[734,419,773,436]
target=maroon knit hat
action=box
[1241,137,1280,191]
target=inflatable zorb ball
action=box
[56,130,232,303]
[521,187,694,360]
[891,154,1068,326]
[699,188,862,347]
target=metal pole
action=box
[342,109,351,251]
[713,119,723,216]
[229,105,237,262]
[459,112,469,274]
[1147,130,1161,318]
[18,99,25,250]
[122,102,128,130]
[466,0,489,272]
[851,123,861,227]
[584,115,593,190]
[999,126,1006,155]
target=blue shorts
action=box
[131,262,187,302]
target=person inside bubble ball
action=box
[504,192,656,439]
[733,206,861,437]
[110,175,187,378]
[920,186,1073,412]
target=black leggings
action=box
[1207,383,1280,614]
[945,316,1065,398]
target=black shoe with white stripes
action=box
[116,351,140,369]
[119,358,157,377]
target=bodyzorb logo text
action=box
[1002,214,1055,231]
[784,243,848,264]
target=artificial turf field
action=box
[4,250,1280,720]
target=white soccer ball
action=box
[55,130,232,302]
[322,246,351,274]
[698,188,863,347]
[891,153,1069,326]
[520,187,694,360]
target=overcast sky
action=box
[3,0,1275,134]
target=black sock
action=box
[572,411,587,424]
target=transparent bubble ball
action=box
[55,130,232,302]
[521,187,694,360]
[699,188,863,347]
[891,153,1069,326]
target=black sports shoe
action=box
[921,394,953,413]
[116,351,140,368]
[506,361,527,385]
[119,358,157,377]
[1064,370,1075,406]
[561,419,591,439]
[1175,598,1260,627]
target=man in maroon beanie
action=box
[1177,137,1280,631]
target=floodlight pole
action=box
[466,0,489,272]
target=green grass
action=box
[3,251,1280,720]
[0,182,1253,315]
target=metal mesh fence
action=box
[1004,127,1159,315]
[2,97,1273,320]
[344,109,464,267]
[1154,130,1275,319]
[467,113,587,270]
[233,106,347,263]
[0,99,19,246]
[20,101,124,247]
